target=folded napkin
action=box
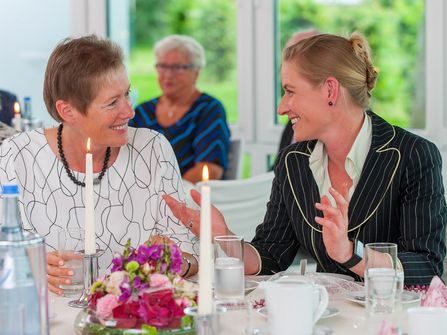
[377,320,399,335]
[421,276,447,307]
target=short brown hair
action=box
[43,35,124,122]
[283,32,378,108]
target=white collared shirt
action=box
[309,113,372,205]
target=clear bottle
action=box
[0,185,49,335]
[23,96,32,120]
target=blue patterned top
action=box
[129,93,231,176]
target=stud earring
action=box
[328,101,333,106]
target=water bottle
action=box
[0,185,49,335]
[23,97,32,120]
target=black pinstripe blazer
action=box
[252,111,447,285]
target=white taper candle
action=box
[198,165,213,315]
[84,138,95,255]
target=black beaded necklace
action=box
[57,123,111,187]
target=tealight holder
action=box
[184,306,226,335]
[68,250,101,308]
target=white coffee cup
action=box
[264,281,328,335]
[407,307,447,334]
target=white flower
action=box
[106,271,127,295]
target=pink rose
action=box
[96,294,121,319]
[150,274,171,288]
[175,297,192,308]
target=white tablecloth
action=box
[49,277,418,334]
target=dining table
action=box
[49,273,419,335]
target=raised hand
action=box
[314,186,352,264]
[163,189,230,239]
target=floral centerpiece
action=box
[77,240,197,334]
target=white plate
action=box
[345,290,421,306]
[319,273,355,282]
[314,325,334,335]
[270,271,355,283]
[187,278,259,294]
[245,280,259,294]
[257,306,339,319]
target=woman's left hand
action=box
[314,187,352,263]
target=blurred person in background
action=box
[129,35,230,183]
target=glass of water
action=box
[364,242,402,317]
[58,227,85,297]
[214,235,244,302]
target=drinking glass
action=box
[58,227,84,297]
[213,235,244,301]
[364,242,402,317]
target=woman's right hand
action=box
[46,251,73,295]
[163,189,230,239]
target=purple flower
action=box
[119,279,132,303]
[127,252,138,263]
[133,275,142,289]
[111,256,123,272]
[169,245,182,274]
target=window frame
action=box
[82,0,447,176]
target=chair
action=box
[223,138,244,180]
[196,171,274,241]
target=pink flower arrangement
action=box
[88,240,197,331]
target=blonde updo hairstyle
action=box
[283,32,378,108]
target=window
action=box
[126,0,238,124]
[276,0,426,129]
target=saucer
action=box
[245,280,259,294]
[314,325,334,335]
[345,290,421,306]
[257,306,339,319]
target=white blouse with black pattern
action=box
[0,127,198,269]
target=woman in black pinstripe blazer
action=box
[165,32,446,285]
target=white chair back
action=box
[196,171,274,242]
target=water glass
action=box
[58,227,84,297]
[213,235,244,301]
[364,242,401,316]
[0,303,24,335]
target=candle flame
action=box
[13,102,20,115]
[202,165,209,182]
[86,138,91,153]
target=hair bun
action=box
[350,32,378,92]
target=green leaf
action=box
[142,324,158,335]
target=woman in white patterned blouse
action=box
[0,35,198,295]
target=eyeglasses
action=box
[155,63,195,74]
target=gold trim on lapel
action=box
[285,145,323,233]
[347,114,401,231]
[284,112,401,234]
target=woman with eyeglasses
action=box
[129,35,231,183]
[0,35,198,295]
